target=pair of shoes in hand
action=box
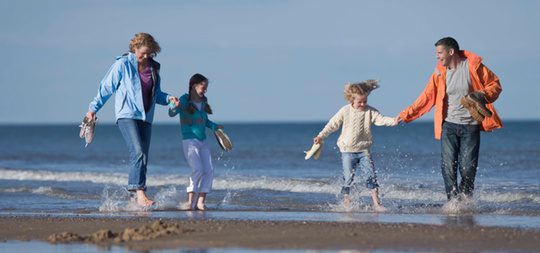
[460,92,492,122]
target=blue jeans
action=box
[441,121,480,200]
[341,151,379,194]
[117,119,152,191]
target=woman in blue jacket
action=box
[85,33,178,207]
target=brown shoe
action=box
[460,96,484,122]
[460,92,492,122]
[469,92,492,117]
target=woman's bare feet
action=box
[136,190,155,207]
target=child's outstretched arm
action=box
[371,110,398,126]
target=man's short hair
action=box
[435,37,460,51]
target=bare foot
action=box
[195,203,207,211]
[342,195,353,211]
[374,205,387,212]
[136,191,155,207]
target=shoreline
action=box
[2,216,540,252]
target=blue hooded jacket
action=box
[88,53,170,123]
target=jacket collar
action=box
[436,50,483,74]
[119,53,160,70]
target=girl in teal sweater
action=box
[169,73,222,210]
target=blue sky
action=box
[1,0,538,124]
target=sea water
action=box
[0,121,539,224]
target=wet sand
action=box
[1,216,540,251]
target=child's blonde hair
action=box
[344,79,379,102]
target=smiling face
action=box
[351,93,368,110]
[134,46,153,65]
[436,45,454,68]
[191,81,208,98]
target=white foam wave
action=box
[213,177,336,193]
[2,168,539,206]
[0,168,335,193]
[0,168,129,185]
[0,185,82,200]
[1,187,29,193]
[477,191,539,203]
[32,186,54,194]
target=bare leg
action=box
[136,190,154,207]
[343,194,352,207]
[186,192,195,210]
[370,188,387,212]
[196,192,207,210]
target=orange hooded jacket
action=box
[399,50,503,140]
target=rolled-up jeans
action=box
[441,121,480,200]
[117,118,152,191]
[341,150,379,195]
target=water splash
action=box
[216,151,238,208]
[98,186,149,212]
[153,186,182,210]
[441,195,476,215]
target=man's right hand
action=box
[313,136,322,144]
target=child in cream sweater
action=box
[313,80,397,212]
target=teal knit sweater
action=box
[169,94,218,141]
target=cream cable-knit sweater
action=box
[318,104,397,152]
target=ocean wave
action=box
[2,168,539,205]
[0,186,88,200]
[0,168,334,193]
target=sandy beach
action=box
[1,215,539,252]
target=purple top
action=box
[139,65,153,112]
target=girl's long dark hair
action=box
[187,73,213,114]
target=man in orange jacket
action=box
[398,37,502,201]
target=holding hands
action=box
[395,116,403,124]
[168,96,180,108]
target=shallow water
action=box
[0,122,539,219]
[0,241,449,253]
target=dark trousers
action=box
[441,121,480,200]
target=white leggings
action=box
[183,139,214,193]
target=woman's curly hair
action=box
[129,33,161,57]
[344,79,379,102]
